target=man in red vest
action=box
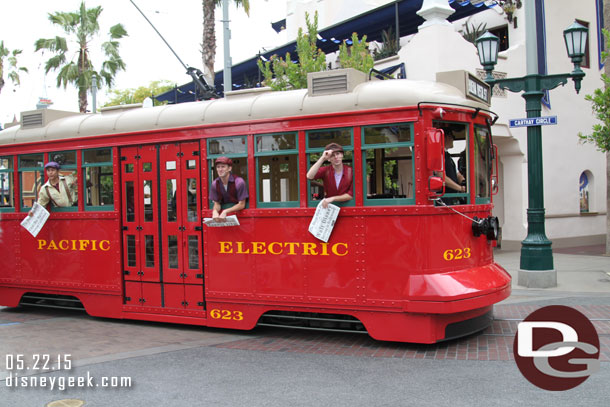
[306,143,353,208]
[209,156,248,221]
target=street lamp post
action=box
[475,22,588,287]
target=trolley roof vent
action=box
[21,111,43,128]
[308,68,367,97]
[20,109,81,130]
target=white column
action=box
[417,0,455,29]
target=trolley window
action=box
[207,136,249,209]
[362,123,415,206]
[83,148,114,211]
[255,132,299,208]
[49,150,78,212]
[433,121,469,205]
[0,156,14,211]
[18,153,44,211]
[306,128,354,207]
[474,125,492,204]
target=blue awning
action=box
[155,0,490,104]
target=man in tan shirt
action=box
[29,161,77,215]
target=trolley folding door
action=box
[121,142,204,310]
[121,145,162,307]
[159,142,204,310]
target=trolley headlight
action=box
[472,216,499,241]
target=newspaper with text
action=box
[203,215,240,227]
[20,202,50,237]
[308,202,340,242]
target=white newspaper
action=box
[308,202,340,242]
[203,215,240,227]
[20,202,50,237]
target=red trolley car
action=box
[0,69,510,343]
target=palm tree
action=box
[201,0,250,85]
[34,1,127,113]
[0,41,28,95]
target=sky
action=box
[0,0,290,124]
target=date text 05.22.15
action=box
[5,354,72,372]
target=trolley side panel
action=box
[19,218,122,292]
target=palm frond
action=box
[101,56,126,80]
[84,4,103,30]
[99,70,113,87]
[0,40,8,57]
[49,11,80,33]
[34,37,68,53]
[56,62,79,88]
[109,23,128,39]
[101,41,121,60]
[7,71,20,86]
[44,53,67,73]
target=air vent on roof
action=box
[307,68,367,96]
[19,109,81,130]
[312,74,348,94]
[21,112,44,129]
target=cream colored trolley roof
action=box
[0,75,488,146]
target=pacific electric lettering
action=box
[37,240,111,251]
[219,241,348,256]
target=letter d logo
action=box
[517,322,577,357]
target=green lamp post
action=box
[475,21,588,285]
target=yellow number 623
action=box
[443,248,472,261]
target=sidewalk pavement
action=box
[493,245,610,304]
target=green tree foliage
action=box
[372,27,400,61]
[34,2,128,113]
[338,32,374,73]
[258,12,374,91]
[258,11,326,91]
[462,22,487,44]
[0,41,28,95]
[580,29,610,152]
[103,80,175,107]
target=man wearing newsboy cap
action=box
[28,161,77,216]
[209,156,248,221]
[306,143,353,208]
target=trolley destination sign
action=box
[509,116,558,128]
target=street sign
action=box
[509,116,557,128]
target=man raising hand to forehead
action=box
[306,143,353,208]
